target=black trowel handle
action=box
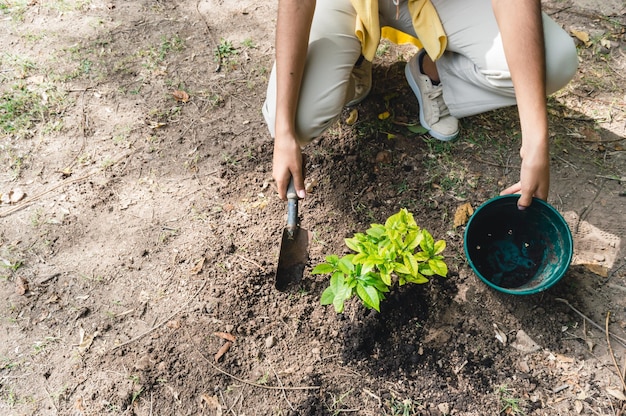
[286,178,299,237]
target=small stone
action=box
[265,335,277,349]
[375,150,392,164]
[517,360,530,373]
[134,354,152,371]
[511,330,541,354]
[437,403,450,414]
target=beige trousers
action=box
[262,0,578,142]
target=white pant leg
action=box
[262,0,361,142]
[431,0,578,118]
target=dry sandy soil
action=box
[1,0,625,415]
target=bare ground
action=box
[0,0,625,415]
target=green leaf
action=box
[361,262,375,276]
[352,252,368,265]
[380,270,392,286]
[337,256,355,274]
[405,230,422,250]
[320,286,335,305]
[311,263,334,275]
[394,262,411,275]
[420,229,435,254]
[419,263,434,276]
[329,273,345,294]
[325,255,340,266]
[366,224,386,239]
[326,273,352,313]
[413,251,430,262]
[429,258,448,277]
[433,240,446,255]
[345,237,364,253]
[405,254,419,277]
[407,124,428,134]
[333,297,346,313]
[356,283,381,312]
[403,272,429,284]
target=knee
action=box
[546,41,578,94]
[544,20,579,94]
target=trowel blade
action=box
[275,227,310,291]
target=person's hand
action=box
[500,142,549,209]
[272,132,306,201]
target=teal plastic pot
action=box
[463,195,573,295]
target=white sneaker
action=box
[405,52,459,141]
[346,59,372,107]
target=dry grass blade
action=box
[605,312,626,393]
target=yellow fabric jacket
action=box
[351,0,447,61]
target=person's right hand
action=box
[272,132,306,201]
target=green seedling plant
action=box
[313,209,448,313]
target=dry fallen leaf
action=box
[214,341,232,362]
[9,189,26,204]
[190,257,205,275]
[571,30,591,47]
[172,89,190,103]
[582,263,608,278]
[200,393,222,415]
[77,327,99,354]
[346,109,358,125]
[574,400,584,414]
[74,397,86,416]
[305,178,318,194]
[213,332,236,342]
[606,387,626,401]
[1,189,26,205]
[16,276,29,295]
[493,323,507,345]
[453,202,474,228]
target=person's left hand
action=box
[500,142,549,209]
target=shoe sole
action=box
[404,61,458,142]
[345,84,372,107]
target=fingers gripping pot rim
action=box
[463,195,573,295]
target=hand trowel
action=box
[275,178,310,291]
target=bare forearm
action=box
[493,0,550,205]
[275,0,315,141]
[492,0,547,147]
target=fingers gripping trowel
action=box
[275,178,310,291]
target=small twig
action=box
[43,385,58,414]
[454,360,468,374]
[555,298,626,349]
[218,390,237,416]
[195,347,319,391]
[195,0,221,72]
[605,312,626,393]
[227,385,245,416]
[235,254,264,270]
[574,181,605,233]
[362,388,381,407]
[269,362,295,411]
[0,170,98,218]
[0,151,136,218]
[110,279,208,352]
[471,155,519,170]
[595,175,626,182]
